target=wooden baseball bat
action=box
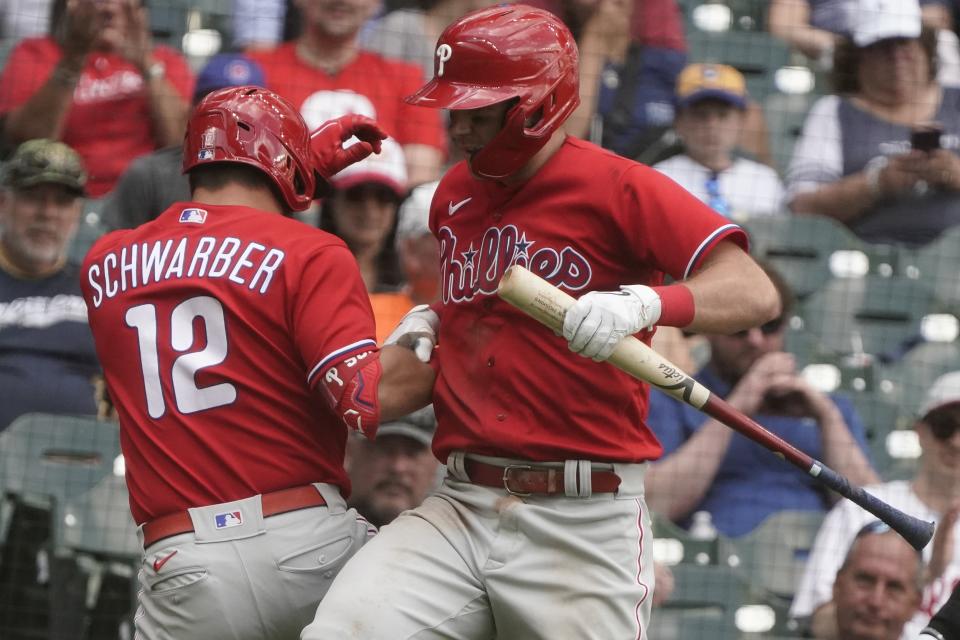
[497,265,934,551]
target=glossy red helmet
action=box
[405,4,579,180]
[183,86,316,211]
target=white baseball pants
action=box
[303,456,654,640]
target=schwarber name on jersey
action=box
[81,203,377,524]
[430,137,747,463]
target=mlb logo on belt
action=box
[179,208,207,224]
[214,510,243,529]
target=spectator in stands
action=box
[345,405,441,528]
[0,0,194,198]
[654,63,786,218]
[248,0,445,185]
[786,0,960,246]
[101,52,266,230]
[825,520,924,640]
[792,370,960,639]
[0,139,98,431]
[395,180,441,308]
[320,137,410,342]
[232,0,287,51]
[359,0,495,80]
[769,0,959,85]
[645,262,878,537]
[516,0,687,163]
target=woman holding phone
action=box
[785,0,960,246]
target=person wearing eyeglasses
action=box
[828,520,924,640]
[644,262,877,537]
[791,370,960,640]
[653,63,786,219]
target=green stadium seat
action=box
[649,564,749,640]
[686,30,791,102]
[843,390,913,479]
[732,510,824,600]
[899,226,960,314]
[741,215,863,301]
[0,414,120,517]
[0,415,121,638]
[764,92,816,177]
[54,474,138,559]
[888,341,960,419]
[47,475,138,640]
[801,275,936,359]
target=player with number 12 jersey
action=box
[81,203,376,523]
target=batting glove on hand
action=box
[384,304,439,363]
[562,285,662,362]
[310,114,388,189]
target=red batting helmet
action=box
[405,4,580,180]
[183,86,316,211]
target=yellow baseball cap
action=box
[676,63,748,110]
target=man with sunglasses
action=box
[645,264,877,537]
[792,371,960,639]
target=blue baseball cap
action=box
[193,53,266,103]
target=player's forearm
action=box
[810,602,839,639]
[645,420,733,520]
[681,241,781,334]
[768,0,835,60]
[568,46,606,140]
[377,345,435,422]
[144,75,189,148]
[788,172,877,222]
[2,65,79,142]
[818,411,879,490]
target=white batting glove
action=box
[562,285,662,362]
[384,304,439,363]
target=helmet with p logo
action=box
[405,4,580,180]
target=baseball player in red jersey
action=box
[305,6,780,640]
[80,86,432,640]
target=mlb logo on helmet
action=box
[179,207,208,224]
[198,127,217,161]
[214,510,243,529]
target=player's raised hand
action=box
[310,114,388,180]
[562,285,662,362]
[384,304,439,363]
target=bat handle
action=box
[813,463,935,550]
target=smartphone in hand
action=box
[911,124,943,152]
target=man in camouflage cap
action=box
[0,138,98,432]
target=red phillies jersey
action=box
[249,45,444,151]
[429,137,746,463]
[80,203,377,524]
[0,38,194,197]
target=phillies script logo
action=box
[439,224,592,303]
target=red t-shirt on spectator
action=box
[0,37,194,197]
[249,44,445,151]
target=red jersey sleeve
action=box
[394,62,445,150]
[617,163,748,280]
[291,242,378,388]
[153,46,195,100]
[0,38,55,113]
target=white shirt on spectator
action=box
[790,480,960,640]
[653,154,786,218]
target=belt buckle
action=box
[502,465,533,497]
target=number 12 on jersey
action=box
[125,295,237,419]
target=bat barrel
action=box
[814,464,935,551]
